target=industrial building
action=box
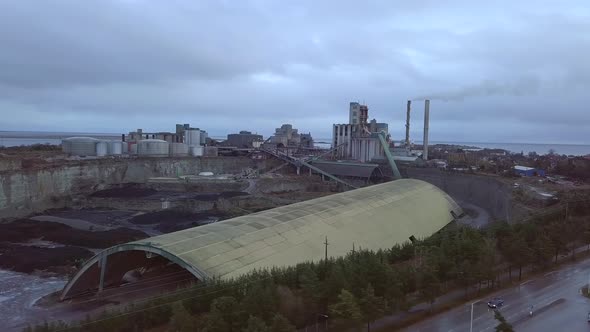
[332,100,431,163]
[270,124,301,147]
[61,179,463,299]
[332,102,390,162]
[62,123,210,158]
[300,133,314,149]
[226,131,263,148]
[514,165,546,177]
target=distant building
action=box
[300,133,314,149]
[126,129,182,143]
[514,165,546,177]
[332,102,391,162]
[270,124,301,147]
[226,131,263,148]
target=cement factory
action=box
[4,97,583,331]
[59,99,433,186]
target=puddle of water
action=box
[0,269,66,329]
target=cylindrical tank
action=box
[122,142,129,154]
[62,137,99,156]
[169,143,189,157]
[190,146,204,156]
[137,139,169,157]
[61,140,71,154]
[96,141,108,156]
[185,129,201,146]
[130,143,138,155]
[109,141,122,155]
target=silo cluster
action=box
[62,137,127,157]
[137,139,169,157]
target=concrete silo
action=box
[62,137,99,156]
[137,139,169,157]
[169,143,189,157]
[96,141,108,157]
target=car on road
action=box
[487,298,504,309]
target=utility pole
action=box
[324,236,329,268]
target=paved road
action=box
[405,257,590,331]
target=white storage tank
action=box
[62,137,99,156]
[121,142,129,154]
[185,129,201,146]
[190,146,204,156]
[169,143,189,157]
[130,143,138,155]
[137,139,169,157]
[109,141,123,155]
[62,140,71,154]
[96,141,108,156]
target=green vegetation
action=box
[25,200,590,332]
[493,310,514,332]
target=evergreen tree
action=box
[241,282,279,322]
[167,302,197,332]
[418,269,441,308]
[329,289,362,323]
[242,316,269,332]
[204,296,243,332]
[358,284,387,332]
[294,265,322,325]
[509,234,533,280]
[493,310,514,332]
[323,263,350,303]
[269,314,297,332]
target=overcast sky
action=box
[1,0,589,143]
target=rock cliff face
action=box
[0,157,265,218]
[403,168,517,221]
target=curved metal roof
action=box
[62,179,462,299]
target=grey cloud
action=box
[0,0,589,144]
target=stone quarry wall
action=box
[404,168,514,221]
[0,157,267,218]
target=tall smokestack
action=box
[405,100,411,148]
[423,99,430,161]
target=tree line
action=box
[26,200,590,332]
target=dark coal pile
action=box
[219,191,249,199]
[46,227,148,248]
[0,220,148,248]
[0,243,93,274]
[47,209,136,224]
[91,186,157,198]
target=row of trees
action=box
[27,200,590,332]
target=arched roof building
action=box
[61,179,462,300]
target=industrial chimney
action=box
[423,99,430,161]
[405,100,411,149]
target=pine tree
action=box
[358,284,387,332]
[242,316,269,332]
[204,296,243,332]
[167,302,196,332]
[329,289,362,323]
[241,282,279,322]
[493,310,514,332]
[269,314,297,332]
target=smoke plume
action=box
[414,76,540,101]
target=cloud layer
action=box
[0,0,589,143]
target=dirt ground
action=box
[0,219,149,274]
